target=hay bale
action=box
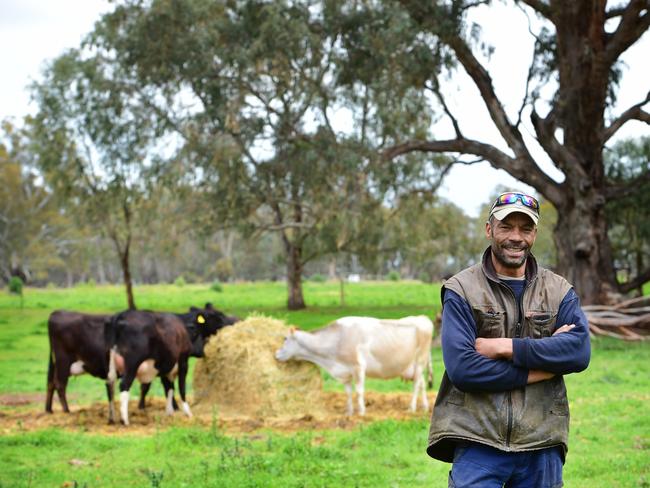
[192,315,324,417]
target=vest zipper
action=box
[500,281,527,449]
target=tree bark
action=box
[286,243,306,310]
[119,239,137,310]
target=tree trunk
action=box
[286,244,306,310]
[553,194,618,305]
[120,241,137,310]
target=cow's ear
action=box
[205,302,214,310]
[289,326,297,335]
[196,314,206,325]
[190,306,199,312]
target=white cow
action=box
[275,316,434,415]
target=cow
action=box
[275,315,434,416]
[46,304,236,421]
[46,311,112,414]
[105,304,236,425]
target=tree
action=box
[89,0,446,309]
[0,121,68,284]
[30,48,163,309]
[359,0,650,304]
[604,136,650,294]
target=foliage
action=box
[7,277,23,295]
[386,270,401,281]
[604,137,650,292]
[174,276,187,287]
[309,274,327,283]
[0,121,69,283]
[210,280,223,293]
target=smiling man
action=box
[426,191,591,488]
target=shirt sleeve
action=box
[442,289,529,393]
[511,288,591,374]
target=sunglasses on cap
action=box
[490,192,540,211]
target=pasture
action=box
[0,282,649,487]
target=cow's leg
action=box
[106,381,116,424]
[119,366,138,426]
[420,362,430,412]
[138,382,151,410]
[344,382,354,416]
[409,363,423,412]
[160,377,176,416]
[53,357,72,413]
[45,350,55,413]
[354,363,367,416]
[176,359,192,418]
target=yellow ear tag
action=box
[197,315,206,324]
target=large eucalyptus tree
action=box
[367,0,650,304]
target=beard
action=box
[491,241,530,269]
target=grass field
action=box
[0,282,649,487]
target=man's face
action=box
[486,212,537,273]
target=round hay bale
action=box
[192,315,324,418]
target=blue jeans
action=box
[448,443,563,488]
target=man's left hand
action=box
[475,337,513,360]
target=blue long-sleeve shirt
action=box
[441,285,591,393]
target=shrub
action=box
[386,270,401,282]
[418,271,431,283]
[8,276,23,295]
[210,280,223,293]
[309,274,326,283]
[174,276,186,287]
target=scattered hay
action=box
[192,315,325,418]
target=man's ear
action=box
[485,220,492,240]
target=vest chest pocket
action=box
[474,306,506,338]
[526,311,557,338]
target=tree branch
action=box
[519,0,553,19]
[602,91,650,142]
[619,266,650,293]
[604,170,650,199]
[446,34,535,164]
[604,0,650,66]
[382,137,563,203]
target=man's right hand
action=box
[527,324,575,384]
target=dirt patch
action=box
[0,391,436,436]
[0,393,45,406]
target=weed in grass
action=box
[144,468,164,487]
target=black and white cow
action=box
[105,304,237,425]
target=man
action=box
[426,191,591,488]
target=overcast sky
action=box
[1,1,648,217]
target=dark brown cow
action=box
[46,311,113,415]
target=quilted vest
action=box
[426,248,573,463]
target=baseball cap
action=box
[489,191,540,225]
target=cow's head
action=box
[186,303,239,357]
[275,327,299,362]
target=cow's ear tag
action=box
[197,315,206,325]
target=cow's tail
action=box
[105,315,119,384]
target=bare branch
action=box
[519,0,553,19]
[382,137,563,203]
[619,266,650,293]
[602,91,650,142]
[604,170,650,199]
[425,81,463,138]
[446,34,535,164]
[604,0,650,65]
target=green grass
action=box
[1,282,649,487]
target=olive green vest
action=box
[426,248,573,463]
